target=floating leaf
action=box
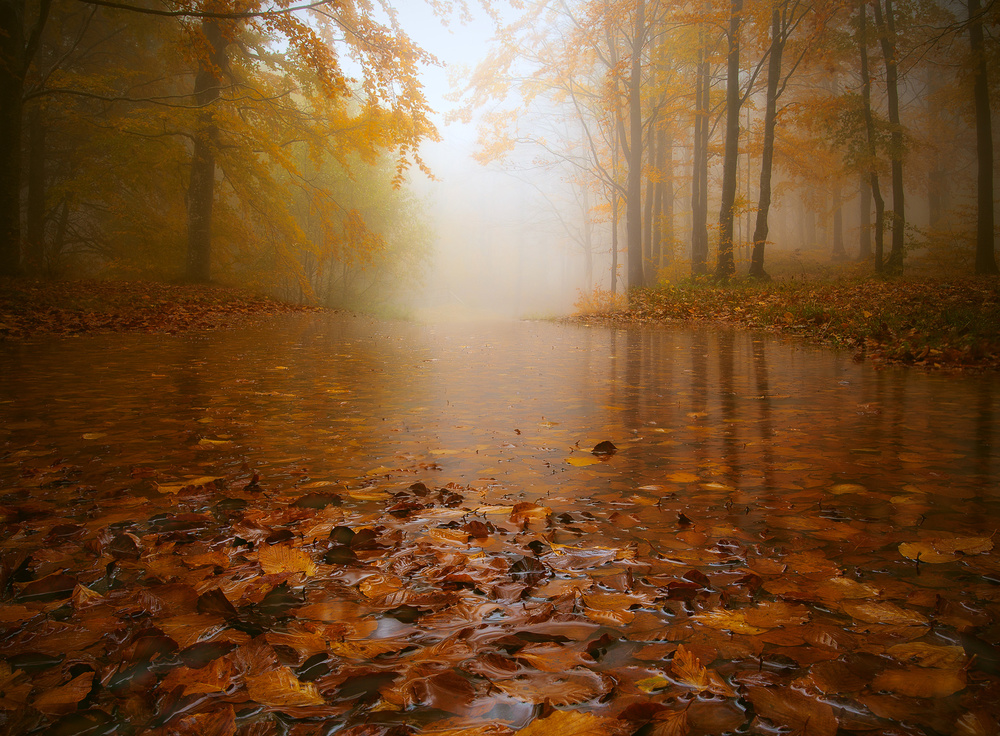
[32,671,96,715]
[841,601,928,627]
[566,456,601,467]
[513,709,628,736]
[746,685,838,736]
[671,644,736,697]
[887,643,966,668]
[871,667,966,698]
[246,667,326,707]
[258,544,317,577]
[0,662,32,710]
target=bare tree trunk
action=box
[25,104,45,275]
[611,188,620,294]
[691,42,710,275]
[715,0,742,280]
[0,0,27,277]
[832,184,847,260]
[873,0,904,274]
[625,0,646,291]
[969,0,998,274]
[858,176,872,260]
[859,0,886,273]
[185,20,228,283]
[662,123,674,265]
[749,5,783,280]
[643,114,656,286]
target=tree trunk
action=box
[749,5,783,280]
[662,123,674,265]
[858,176,872,260]
[185,20,228,283]
[873,0,904,274]
[859,0,886,273]
[611,188,619,294]
[643,114,656,286]
[969,0,998,274]
[832,184,846,260]
[25,104,45,275]
[625,0,646,291]
[691,42,709,275]
[0,0,26,277]
[715,0,742,280]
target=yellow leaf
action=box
[566,456,601,467]
[665,472,700,483]
[258,544,316,577]
[671,643,736,697]
[513,708,624,735]
[887,643,966,668]
[691,609,767,635]
[841,601,928,626]
[245,667,325,707]
[197,438,230,447]
[82,432,106,440]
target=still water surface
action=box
[2,314,996,518]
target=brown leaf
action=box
[0,663,32,710]
[32,672,95,715]
[647,709,688,736]
[494,670,610,706]
[246,667,326,707]
[670,644,736,697]
[513,709,629,735]
[746,685,838,736]
[840,601,928,627]
[871,667,966,698]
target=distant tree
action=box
[968,0,998,275]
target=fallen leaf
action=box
[258,544,317,577]
[746,685,838,736]
[871,667,966,698]
[513,709,628,735]
[671,643,736,697]
[841,601,928,627]
[246,667,326,707]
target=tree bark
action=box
[873,0,904,274]
[969,0,998,274]
[832,183,846,260]
[858,176,872,260]
[25,104,45,275]
[0,0,27,276]
[749,5,783,280]
[643,114,656,286]
[859,0,886,272]
[625,0,646,291]
[715,0,742,280]
[185,19,229,283]
[691,41,710,275]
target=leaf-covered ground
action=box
[0,280,321,339]
[574,276,1000,370]
[2,454,999,736]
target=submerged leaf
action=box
[871,667,966,698]
[746,685,838,736]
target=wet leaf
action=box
[32,671,96,715]
[494,670,610,705]
[841,601,928,626]
[670,643,736,697]
[245,667,326,707]
[0,662,32,710]
[565,456,601,467]
[258,544,317,577]
[512,708,627,735]
[746,685,838,736]
[871,667,966,698]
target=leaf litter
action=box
[1,459,998,736]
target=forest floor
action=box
[573,254,1000,371]
[0,279,321,339]
[2,269,999,369]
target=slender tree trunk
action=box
[611,188,620,294]
[832,184,846,260]
[969,0,998,274]
[749,6,783,280]
[0,0,27,277]
[643,115,656,286]
[859,0,886,272]
[691,43,710,275]
[625,0,646,291]
[858,176,872,260]
[715,0,743,280]
[185,20,228,283]
[582,183,594,291]
[662,123,674,265]
[25,104,46,275]
[873,0,904,274]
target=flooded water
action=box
[1,314,998,735]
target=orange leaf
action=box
[245,667,325,707]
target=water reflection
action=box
[0,315,996,522]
